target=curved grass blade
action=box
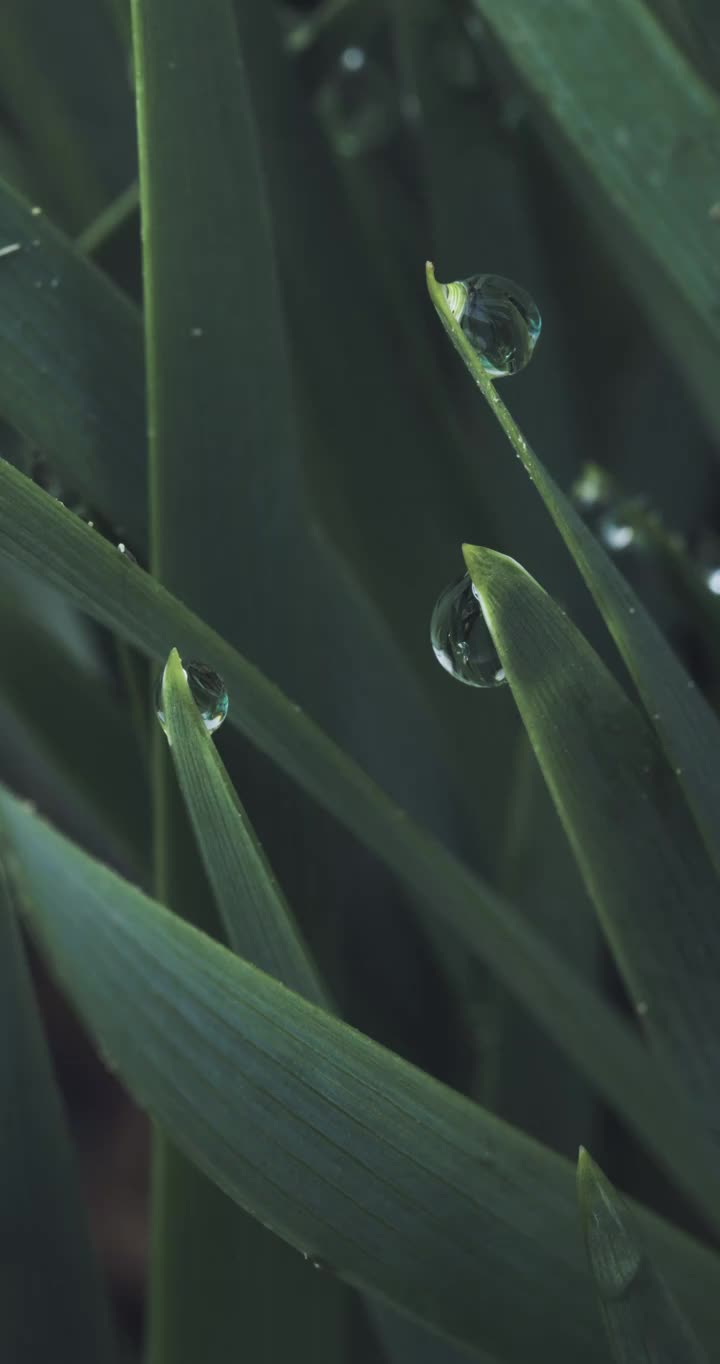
[0,849,117,1363]
[465,544,720,1127]
[1,462,720,1227]
[0,176,146,544]
[6,786,720,1362]
[470,0,720,403]
[160,648,327,1004]
[578,1148,710,1363]
[427,263,720,884]
[1,0,135,231]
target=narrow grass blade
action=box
[75,181,139,258]
[465,544,720,1127]
[0,849,117,1363]
[7,786,720,1362]
[578,1148,710,1363]
[470,0,720,402]
[1,463,720,1228]
[160,648,327,1004]
[0,0,135,230]
[0,176,146,543]
[427,263,720,883]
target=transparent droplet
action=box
[316,51,397,159]
[117,542,138,564]
[706,567,720,595]
[443,274,541,377]
[155,658,229,736]
[431,573,506,688]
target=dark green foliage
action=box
[0,3,719,1363]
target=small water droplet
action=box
[635,1000,649,1017]
[340,45,365,73]
[571,463,613,512]
[0,242,21,258]
[190,326,203,337]
[30,205,42,216]
[303,1252,332,1272]
[431,573,506,688]
[706,567,720,595]
[117,542,137,564]
[49,276,59,288]
[442,274,541,377]
[156,658,229,736]
[599,514,634,552]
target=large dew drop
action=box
[431,574,506,688]
[156,659,229,736]
[443,274,541,377]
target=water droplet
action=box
[156,659,229,736]
[442,274,541,377]
[599,513,634,552]
[190,326,203,337]
[0,242,21,258]
[30,205,42,216]
[706,567,720,595]
[117,542,137,564]
[431,573,506,688]
[635,1000,649,1017]
[316,52,398,158]
[303,1252,332,1272]
[571,463,613,513]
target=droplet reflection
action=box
[430,573,506,688]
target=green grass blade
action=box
[7,785,720,1362]
[470,0,720,404]
[76,181,140,257]
[465,544,720,1126]
[0,176,146,543]
[2,461,720,1228]
[160,648,327,1004]
[0,849,117,1363]
[427,263,720,883]
[578,1148,710,1363]
[0,0,135,230]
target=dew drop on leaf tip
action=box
[443,273,541,377]
[156,659,229,736]
[430,573,506,688]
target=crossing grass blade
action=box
[5,784,720,1363]
[2,460,720,1225]
[427,262,720,888]
[578,1148,710,1363]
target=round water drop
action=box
[156,659,229,736]
[443,274,541,377]
[599,514,634,552]
[431,573,506,688]
[706,567,720,596]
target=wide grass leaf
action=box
[0,849,117,1363]
[1,458,719,1225]
[0,175,145,543]
[578,1148,710,1363]
[464,544,720,1127]
[6,786,720,1362]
